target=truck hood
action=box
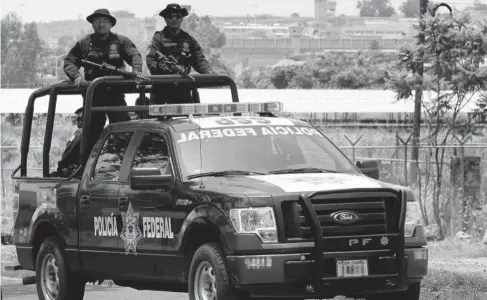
[194,172,403,205]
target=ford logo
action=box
[331,211,359,225]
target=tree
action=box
[180,14,226,49]
[1,12,22,65]
[178,12,231,77]
[357,0,397,17]
[19,22,45,84]
[400,0,420,17]
[1,44,25,87]
[1,13,47,88]
[386,10,487,239]
[235,52,398,90]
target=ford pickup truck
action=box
[3,75,427,300]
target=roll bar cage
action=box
[14,74,240,178]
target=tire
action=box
[188,243,248,300]
[365,282,421,300]
[36,237,86,300]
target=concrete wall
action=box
[223,37,415,52]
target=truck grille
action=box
[281,192,401,240]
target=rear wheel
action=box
[188,243,248,300]
[36,237,85,300]
[365,282,421,300]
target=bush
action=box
[237,51,399,90]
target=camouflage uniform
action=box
[146,26,214,104]
[63,31,143,150]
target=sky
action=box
[0,0,474,23]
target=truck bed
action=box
[11,177,81,270]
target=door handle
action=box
[80,195,90,208]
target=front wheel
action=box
[188,243,248,300]
[365,282,421,300]
[36,237,86,300]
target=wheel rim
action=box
[194,261,217,300]
[40,253,59,300]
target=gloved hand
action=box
[133,71,144,78]
[158,61,172,73]
[74,76,87,86]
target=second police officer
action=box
[146,4,215,105]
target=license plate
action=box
[336,259,368,277]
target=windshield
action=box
[173,121,359,180]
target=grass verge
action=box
[427,238,487,260]
[420,238,487,299]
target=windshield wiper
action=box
[268,167,338,174]
[187,170,266,180]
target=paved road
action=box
[0,279,355,300]
[1,278,188,300]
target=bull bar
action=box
[296,188,408,295]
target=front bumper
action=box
[227,247,428,298]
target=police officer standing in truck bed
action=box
[146,3,214,104]
[63,8,143,151]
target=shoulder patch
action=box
[180,30,191,38]
[79,34,92,44]
[153,30,163,38]
[113,33,129,43]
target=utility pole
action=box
[411,0,428,182]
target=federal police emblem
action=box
[108,43,120,59]
[120,202,142,255]
[182,41,190,52]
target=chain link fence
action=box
[1,131,487,237]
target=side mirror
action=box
[130,167,173,190]
[356,160,380,180]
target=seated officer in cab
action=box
[145,3,214,105]
[51,107,84,177]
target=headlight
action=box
[405,201,422,237]
[229,207,278,243]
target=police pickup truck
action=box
[4,75,427,300]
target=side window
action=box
[132,132,170,175]
[93,132,133,181]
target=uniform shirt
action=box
[146,26,213,75]
[57,129,82,172]
[64,32,143,81]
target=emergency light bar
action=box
[148,102,283,116]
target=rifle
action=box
[81,59,150,82]
[154,50,195,81]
